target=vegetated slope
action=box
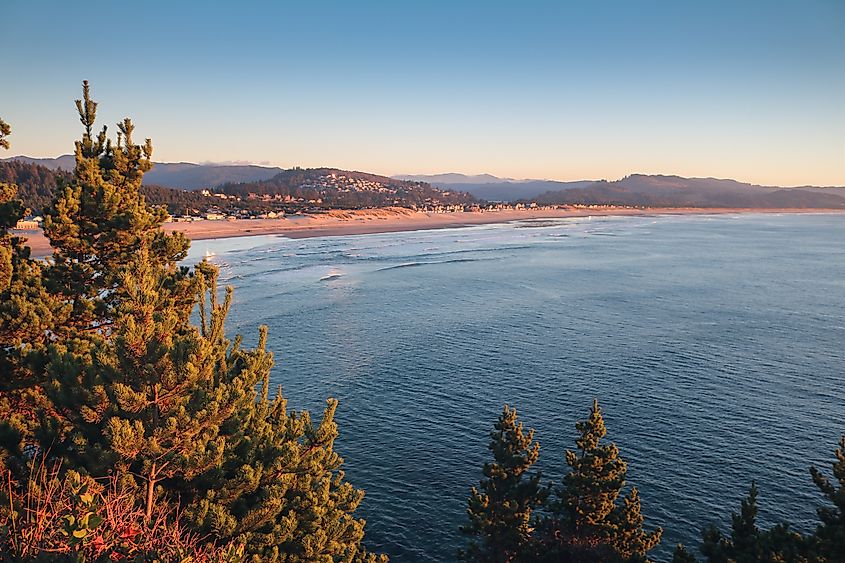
[0,159,71,213]
[394,173,596,202]
[448,180,595,202]
[2,154,76,171]
[144,162,283,188]
[2,155,282,189]
[3,161,476,213]
[218,168,477,208]
[395,173,507,184]
[530,174,845,208]
[0,160,215,215]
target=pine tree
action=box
[700,483,763,563]
[460,405,546,562]
[0,116,24,301]
[179,267,386,562]
[686,436,845,562]
[694,482,807,563]
[43,80,191,335]
[1,83,383,561]
[542,400,662,562]
[0,118,67,472]
[810,435,845,561]
[672,544,698,563]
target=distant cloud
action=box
[199,160,273,167]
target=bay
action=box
[187,213,845,561]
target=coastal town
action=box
[8,166,638,230]
[12,200,635,231]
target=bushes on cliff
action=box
[0,84,384,562]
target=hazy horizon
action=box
[7,153,845,189]
[4,0,844,186]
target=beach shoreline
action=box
[16,206,845,258]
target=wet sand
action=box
[16,206,845,258]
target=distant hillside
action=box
[2,155,282,189]
[0,160,220,215]
[531,174,845,209]
[219,168,476,208]
[393,173,596,201]
[2,160,475,213]
[0,159,71,213]
[395,173,511,185]
[7,158,842,210]
[5,154,76,171]
[144,162,282,189]
[452,180,595,202]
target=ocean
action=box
[186,212,845,561]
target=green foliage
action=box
[692,483,807,562]
[0,118,67,474]
[810,435,845,560]
[0,160,248,217]
[42,81,191,333]
[541,400,662,562]
[676,435,845,562]
[673,544,698,563]
[60,472,104,547]
[460,405,546,562]
[0,160,70,214]
[462,401,662,563]
[0,83,383,561]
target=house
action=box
[15,219,40,230]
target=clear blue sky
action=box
[4,0,844,186]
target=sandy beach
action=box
[15,206,844,258]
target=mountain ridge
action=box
[4,156,844,208]
[1,155,284,189]
[395,172,845,203]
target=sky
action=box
[3,0,844,186]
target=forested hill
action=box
[1,161,476,214]
[216,168,477,208]
[0,160,209,214]
[0,159,70,213]
[2,155,282,189]
[530,174,845,209]
[7,157,843,211]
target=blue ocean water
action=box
[186,213,845,561]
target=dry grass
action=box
[1,459,241,562]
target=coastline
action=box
[16,206,845,258]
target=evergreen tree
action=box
[809,435,845,561]
[1,83,383,561]
[0,118,67,472]
[672,544,698,563]
[460,405,546,562]
[43,80,191,335]
[541,400,662,562]
[691,483,806,562]
[699,483,764,563]
[0,116,23,297]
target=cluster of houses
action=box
[11,197,638,230]
[170,209,286,223]
[299,173,393,194]
[416,202,543,213]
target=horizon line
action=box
[3,153,844,190]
